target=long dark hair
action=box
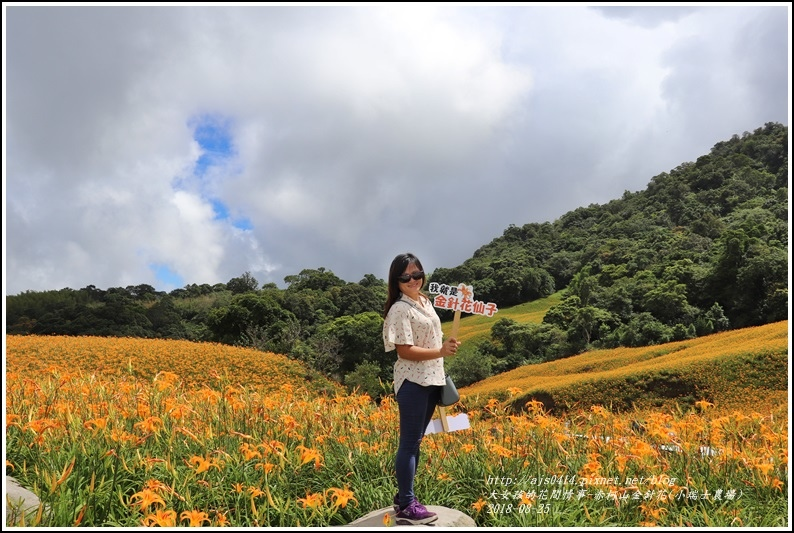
[383,252,426,317]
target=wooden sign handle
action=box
[437,405,450,432]
[450,310,461,340]
[438,311,461,433]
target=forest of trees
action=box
[6,122,789,398]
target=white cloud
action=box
[4,4,789,295]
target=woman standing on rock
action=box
[382,252,460,525]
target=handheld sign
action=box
[426,282,499,433]
[430,282,498,338]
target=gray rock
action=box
[5,476,43,526]
[347,505,476,527]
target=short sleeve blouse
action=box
[382,293,446,394]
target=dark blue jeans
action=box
[395,379,441,510]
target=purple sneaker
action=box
[395,500,438,525]
[393,495,424,513]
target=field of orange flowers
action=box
[5,333,789,527]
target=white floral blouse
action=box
[382,293,446,394]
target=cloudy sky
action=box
[3,3,790,296]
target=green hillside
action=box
[441,289,788,418]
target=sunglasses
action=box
[397,271,424,283]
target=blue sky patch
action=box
[191,114,235,177]
[150,263,184,291]
[187,114,254,232]
[210,197,252,230]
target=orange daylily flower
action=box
[489,443,513,458]
[525,399,545,413]
[6,414,22,428]
[134,416,163,434]
[129,488,165,512]
[471,498,488,512]
[82,416,106,430]
[255,462,275,474]
[519,491,536,507]
[141,509,176,527]
[694,399,715,410]
[752,460,775,475]
[297,491,324,509]
[239,442,262,460]
[326,487,358,508]
[188,455,222,474]
[180,509,210,526]
[485,398,500,410]
[296,445,323,469]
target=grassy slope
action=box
[439,291,788,416]
[440,290,563,343]
[460,321,788,416]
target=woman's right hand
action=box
[440,337,461,357]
